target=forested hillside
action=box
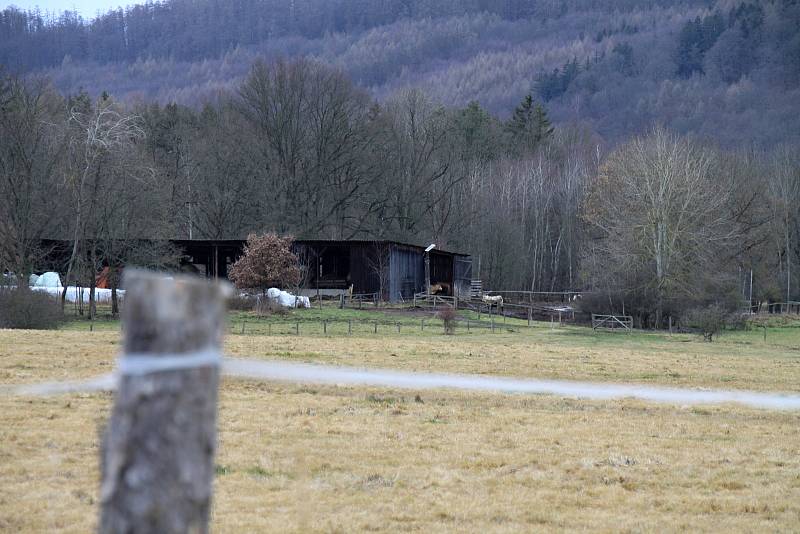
[2,0,799,145]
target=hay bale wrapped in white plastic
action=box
[34,271,62,288]
[267,288,310,308]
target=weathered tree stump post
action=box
[99,270,229,534]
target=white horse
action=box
[482,294,503,310]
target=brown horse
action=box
[429,283,451,295]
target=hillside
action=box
[2,0,798,145]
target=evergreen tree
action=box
[505,94,554,153]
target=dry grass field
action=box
[1,317,800,532]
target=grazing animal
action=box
[482,294,503,309]
[429,283,451,295]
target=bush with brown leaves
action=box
[228,233,301,294]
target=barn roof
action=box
[171,238,470,257]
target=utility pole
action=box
[424,244,436,296]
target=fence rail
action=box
[749,301,800,315]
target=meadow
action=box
[1,307,799,532]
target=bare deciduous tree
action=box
[62,94,146,317]
[583,127,740,325]
[0,76,66,284]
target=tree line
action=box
[0,58,797,326]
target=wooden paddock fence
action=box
[339,292,380,309]
[413,292,458,309]
[591,314,633,332]
[233,315,520,336]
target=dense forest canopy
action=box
[1,0,799,145]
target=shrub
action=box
[0,287,64,329]
[228,233,301,294]
[228,292,257,311]
[254,295,288,316]
[682,304,741,342]
[438,306,457,335]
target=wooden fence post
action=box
[99,270,229,534]
[323,320,327,334]
[348,319,352,335]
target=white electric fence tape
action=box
[3,355,800,411]
[117,349,221,376]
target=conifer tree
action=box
[505,93,554,154]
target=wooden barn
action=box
[34,238,472,302]
[175,239,472,302]
[292,240,472,302]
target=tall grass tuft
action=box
[438,307,457,335]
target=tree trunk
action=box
[99,270,229,534]
[110,266,119,318]
[89,245,97,320]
